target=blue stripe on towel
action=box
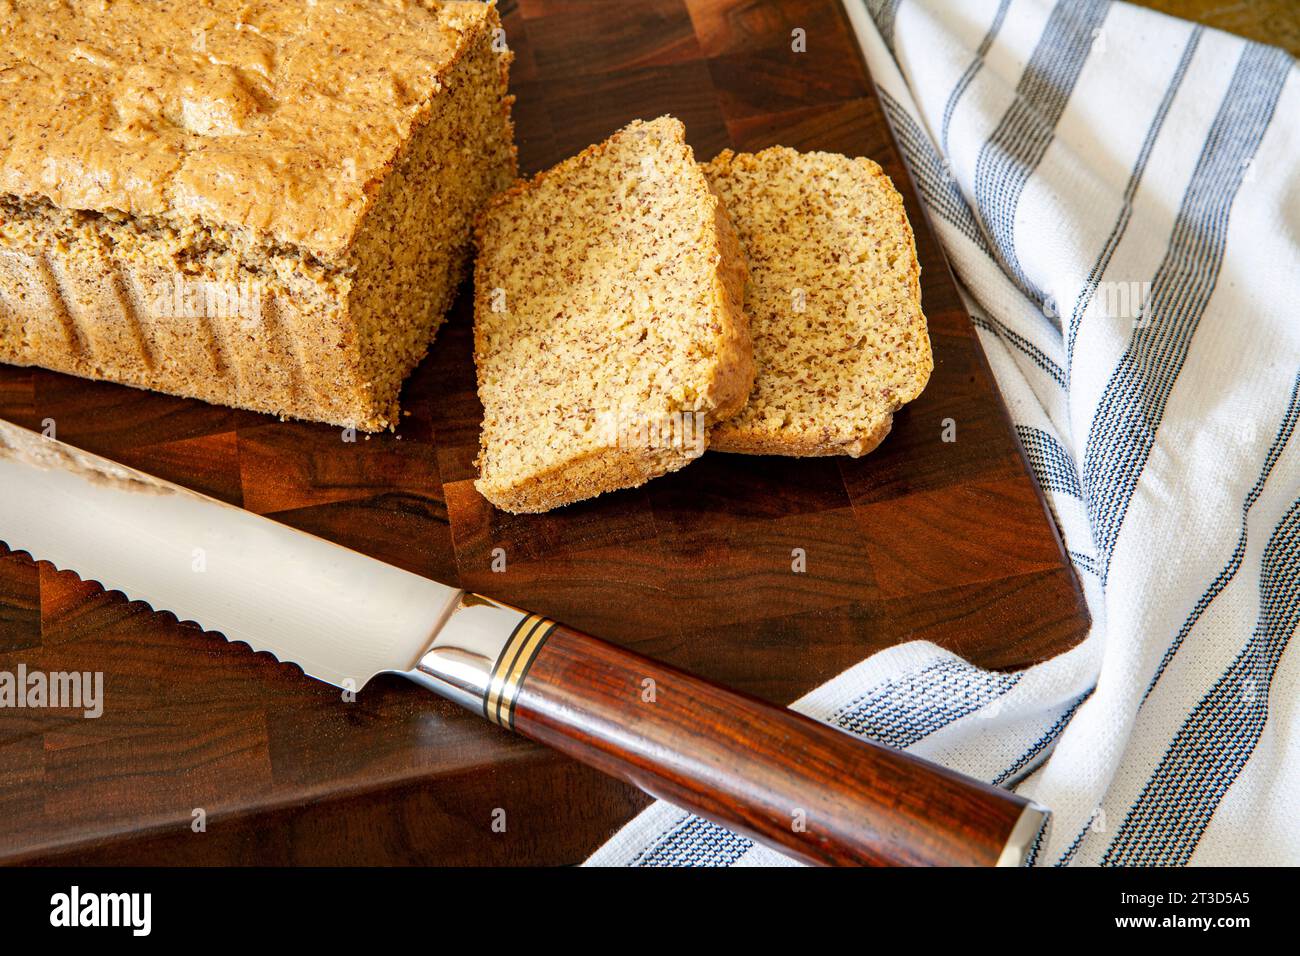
[1065,26,1203,371]
[832,659,1020,748]
[1016,424,1082,498]
[1080,43,1290,584]
[879,88,993,254]
[970,308,1067,387]
[941,0,1014,155]
[1144,374,1300,703]
[866,0,906,52]
[1103,499,1300,865]
[633,815,752,868]
[994,693,1090,787]
[973,0,1111,307]
[1068,550,1102,577]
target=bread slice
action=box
[703,147,932,457]
[473,117,752,513]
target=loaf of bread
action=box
[703,147,932,457]
[0,0,516,431]
[473,116,752,513]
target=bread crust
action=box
[702,179,756,423]
[708,413,895,459]
[473,442,699,515]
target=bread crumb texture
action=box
[473,116,752,513]
[0,0,517,430]
[704,147,932,457]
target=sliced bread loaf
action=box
[473,116,752,513]
[703,147,932,457]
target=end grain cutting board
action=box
[0,0,1089,865]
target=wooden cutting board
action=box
[0,0,1088,865]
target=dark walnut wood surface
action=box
[0,0,1088,865]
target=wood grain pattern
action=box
[512,623,1034,866]
[0,0,1089,865]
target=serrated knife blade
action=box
[0,419,462,688]
[0,418,1048,866]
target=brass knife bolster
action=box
[406,594,557,730]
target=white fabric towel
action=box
[588,0,1300,866]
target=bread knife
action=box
[0,419,1047,866]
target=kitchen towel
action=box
[588,0,1300,866]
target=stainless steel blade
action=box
[0,419,462,688]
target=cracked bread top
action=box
[0,0,500,263]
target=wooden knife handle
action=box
[475,614,1046,867]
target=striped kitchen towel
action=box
[589,0,1300,867]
